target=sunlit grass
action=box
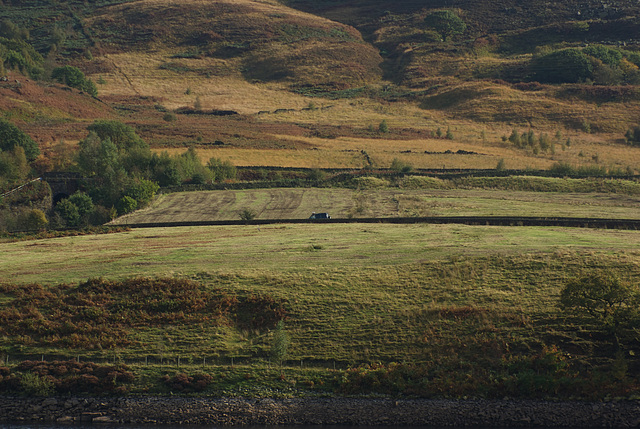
[3,223,640,284]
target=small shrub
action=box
[51,66,97,97]
[0,119,40,162]
[20,372,54,396]
[116,195,137,216]
[445,127,454,140]
[22,209,48,231]
[162,372,213,392]
[424,10,466,41]
[55,199,80,228]
[378,119,389,133]
[271,320,290,369]
[626,126,640,146]
[239,208,256,221]
[390,158,412,173]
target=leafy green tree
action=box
[207,157,236,182]
[583,45,623,67]
[424,10,466,41]
[270,320,290,371]
[22,209,48,231]
[121,146,154,178]
[531,49,593,83]
[509,128,522,147]
[76,132,128,207]
[0,145,29,181]
[152,152,182,187]
[87,120,147,152]
[117,195,137,216]
[445,127,454,140]
[560,272,640,347]
[51,65,97,97]
[124,178,159,208]
[55,198,80,228]
[76,132,120,177]
[68,192,94,218]
[0,19,29,40]
[0,37,43,78]
[626,126,640,146]
[390,158,412,173]
[378,119,389,133]
[0,119,39,162]
[177,147,212,183]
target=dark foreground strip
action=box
[123,216,640,230]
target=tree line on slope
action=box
[0,119,236,232]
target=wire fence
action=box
[1,353,349,371]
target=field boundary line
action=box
[121,216,640,230]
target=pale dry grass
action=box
[156,134,554,169]
[84,1,640,172]
[3,223,640,284]
[95,53,310,113]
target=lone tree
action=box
[424,10,466,42]
[560,271,640,348]
[530,49,594,84]
[0,119,40,162]
[270,320,290,372]
[51,65,98,97]
[626,126,640,146]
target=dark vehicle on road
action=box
[309,212,331,219]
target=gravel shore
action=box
[2,396,640,427]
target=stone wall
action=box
[1,396,640,427]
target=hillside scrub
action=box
[2,254,640,399]
[0,277,287,350]
[0,119,40,162]
[51,66,98,97]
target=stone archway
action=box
[42,172,82,206]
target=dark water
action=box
[0,425,566,429]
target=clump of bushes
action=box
[0,360,134,395]
[530,45,640,85]
[162,372,213,392]
[397,176,450,190]
[0,278,288,349]
[51,66,98,97]
[626,126,640,146]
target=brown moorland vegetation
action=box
[1,0,640,173]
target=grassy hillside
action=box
[1,0,639,175]
[110,182,640,225]
[1,224,640,398]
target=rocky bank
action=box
[1,396,640,427]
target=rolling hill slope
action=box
[1,0,640,172]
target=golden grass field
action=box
[111,187,640,225]
[65,0,640,172]
[3,223,640,285]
